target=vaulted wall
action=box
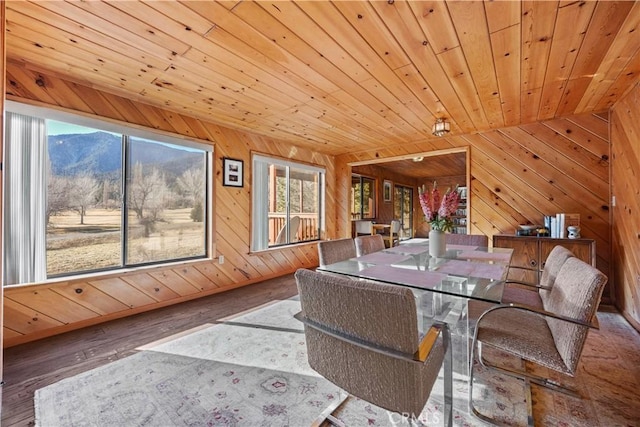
[611,81,640,330]
[3,60,618,346]
[337,112,613,303]
[3,63,332,347]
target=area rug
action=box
[34,298,528,426]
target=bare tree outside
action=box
[68,174,100,225]
[128,162,169,237]
[176,167,205,222]
[47,174,72,225]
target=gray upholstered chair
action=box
[444,233,488,247]
[294,268,452,426]
[469,257,607,423]
[317,238,356,267]
[501,245,575,308]
[354,234,385,256]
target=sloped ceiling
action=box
[5,1,640,155]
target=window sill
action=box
[250,240,319,255]
[3,257,213,289]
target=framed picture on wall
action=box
[383,180,392,203]
[223,157,244,187]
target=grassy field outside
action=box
[47,207,205,276]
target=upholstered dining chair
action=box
[317,238,356,267]
[501,245,575,308]
[444,233,488,247]
[468,257,607,423]
[294,268,452,426]
[354,234,385,256]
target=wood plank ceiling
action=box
[373,152,467,180]
[4,1,640,156]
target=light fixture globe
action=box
[432,118,451,137]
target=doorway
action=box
[348,147,469,239]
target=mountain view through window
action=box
[46,120,208,277]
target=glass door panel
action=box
[393,185,413,240]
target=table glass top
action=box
[317,240,513,303]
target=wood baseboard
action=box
[621,309,640,333]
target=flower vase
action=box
[429,229,446,258]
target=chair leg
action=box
[469,341,536,427]
[442,325,453,427]
[325,414,346,427]
[476,343,581,398]
[469,340,502,425]
[311,391,349,427]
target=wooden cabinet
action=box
[493,235,596,284]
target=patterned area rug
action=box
[35,299,528,426]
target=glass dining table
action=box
[317,239,513,306]
[316,238,515,419]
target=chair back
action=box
[354,220,373,235]
[295,269,442,416]
[445,233,488,247]
[275,215,300,244]
[295,269,419,353]
[317,238,356,267]
[539,245,575,304]
[543,257,607,374]
[355,234,385,256]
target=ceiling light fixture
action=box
[412,156,424,162]
[432,117,451,137]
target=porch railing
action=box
[269,213,319,245]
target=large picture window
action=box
[351,175,376,220]
[3,102,211,285]
[251,154,324,251]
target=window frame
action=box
[251,153,325,252]
[351,174,376,221]
[4,100,214,284]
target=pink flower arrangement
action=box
[418,181,460,232]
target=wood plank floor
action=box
[2,274,299,426]
[2,274,639,426]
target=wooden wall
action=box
[337,112,613,303]
[610,81,640,330]
[2,60,620,345]
[2,63,333,347]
